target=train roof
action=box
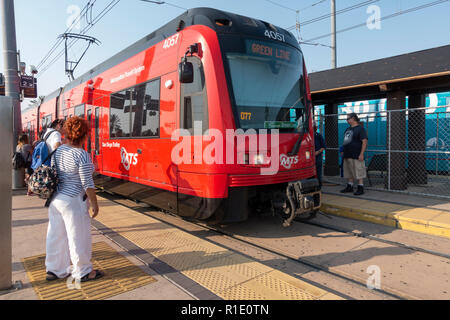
[44,7,299,99]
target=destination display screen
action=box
[221,35,306,132]
[245,40,297,65]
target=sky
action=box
[1,0,450,108]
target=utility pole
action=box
[2,0,23,188]
[0,0,16,290]
[331,0,337,69]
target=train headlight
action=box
[306,151,311,160]
[253,154,269,165]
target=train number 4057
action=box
[264,30,285,42]
[163,34,179,49]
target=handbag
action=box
[28,150,58,204]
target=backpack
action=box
[28,150,58,201]
[31,130,56,170]
[12,151,26,169]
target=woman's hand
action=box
[91,202,99,219]
[86,188,99,219]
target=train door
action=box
[177,56,209,204]
[93,106,102,172]
[86,106,93,159]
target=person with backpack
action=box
[45,116,103,283]
[12,134,33,189]
[16,134,33,176]
[45,119,65,153]
[31,119,65,170]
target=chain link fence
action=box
[315,105,450,199]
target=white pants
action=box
[45,192,93,280]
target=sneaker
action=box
[340,184,354,193]
[354,185,364,196]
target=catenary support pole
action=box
[1,0,24,189]
[0,96,13,290]
[331,0,337,69]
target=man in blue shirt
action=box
[314,123,326,188]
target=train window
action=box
[110,90,131,138]
[74,104,85,118]
[42,115,52,131]
[181,57,208,133]
[131,79,160,137]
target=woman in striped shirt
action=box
[45,116,104,282]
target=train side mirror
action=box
[179,59,194,83]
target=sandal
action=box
[46,271,59,281]
[80,269,104,282]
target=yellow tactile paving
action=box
[22,241,156,300]
[95,195,343,300]
[321,195,450,239]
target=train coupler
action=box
[281,179,321,227]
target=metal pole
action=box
[436,114,439,176]
[0,97,12,290]
[331,0,337,69]
[1,0,23,189]
[388,111,391,190]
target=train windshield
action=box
[223,38,306,132]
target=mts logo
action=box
[121,147,138,171]
[280,154,299,169]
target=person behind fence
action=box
[45,116,104,282]
[314,123,326,188]
[340,113,368,195]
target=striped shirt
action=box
[51,144,95,197]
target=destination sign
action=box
[245,40,297,64]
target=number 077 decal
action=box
[163,34,179,49]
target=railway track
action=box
[96,191,450,300]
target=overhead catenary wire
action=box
[300,41,333,48]
[140,0,187,10]
[263,0,327,13]
[305,0,450,42]
[36,1,96,71]
[38,0,184,76]
[286,0,381,31]
[38,0,121,78]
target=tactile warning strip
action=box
[22,241,156,300]
[96,195,344,300]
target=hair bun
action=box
[63,116,88,145]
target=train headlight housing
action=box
[253,154,270,165]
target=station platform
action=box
[2,189,342,300]
[320,183,450,239]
